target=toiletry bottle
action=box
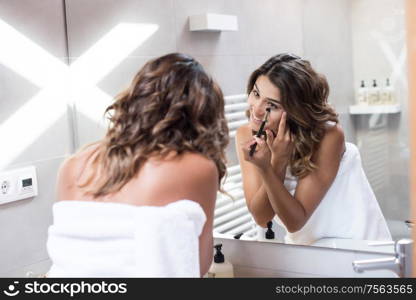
[380,78,396,105]
[380,78,389,105]
[265,221,275,239]
[233,233,244,240]
[368,79,380,105]
[356,80,368,105]
[206,244,234,278]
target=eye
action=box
[252,90,260,98]
[268,102,280,110]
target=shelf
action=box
[349,104,401,115]
[189,14,238,32]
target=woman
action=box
[236,53,391,245]
[47,53,229,277]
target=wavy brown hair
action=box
[247,53,338,178]
[79,53,229,197]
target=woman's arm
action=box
[235,126,285,227]
[239,123,345,232]
[265,125,345,232]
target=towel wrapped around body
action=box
[275,142,392,245]
[46,199,206,277]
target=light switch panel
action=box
[0,166,38,205]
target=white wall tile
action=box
[242,0,304,57]
[97,56,154,98]
[195,55,254,96]
[65,0,176,58]
[0,0,68,61]
[0,157,64,276]
[4,114,73,168]
[351,0,409,223]
[0,0,73,168]
[0,63,40,122]
[303,0,355,114]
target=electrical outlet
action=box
[1,180,10,195]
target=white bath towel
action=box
[275,142,392,245]
[46,199,206,277]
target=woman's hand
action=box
[266,112,293,175]
[242,135,272,172]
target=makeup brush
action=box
[249,107,271,157]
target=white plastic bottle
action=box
[368,79,380,105]
[380,78,396,105]
[206,244,234,278]
[356,80,368,105]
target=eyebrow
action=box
[254,83,281,104]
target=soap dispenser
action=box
[265,221,275,239]
[368,79,380,105]
[206,244,234,278]
[356,80,368,105]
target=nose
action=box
[252,101,267,118]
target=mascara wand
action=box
[249,107,271,157]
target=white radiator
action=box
[213,94,257,240]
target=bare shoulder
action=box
[56,155,77,201]
[235,124,252,151]
[56,143,100,201]
[59,143,100,179]
[320,123,345,153]
[310,123,345,171]
[325,122,345,140]
[236,124,251,141]
[146,152,218,182]
[57,152,82,186]
[135,152,219,207]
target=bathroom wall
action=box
[65,0,307,147]
[66,0,356,152]
[302,0,355,143]
[0,0,72,276]
[0,0,356,276]
[351,0,410,238]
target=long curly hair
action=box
[247,53,338,178]
[79,53,229,197]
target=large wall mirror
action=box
[215,0,410,255]
[65,0,411,253]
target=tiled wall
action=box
[303,0,355,142]
[351,0,410,234]
[0,0,71,276]
[0,0,357,276]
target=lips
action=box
[250,111,263,125]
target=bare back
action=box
[56,143,218,276]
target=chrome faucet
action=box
[352,239,413,277]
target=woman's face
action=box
[247,75,284,134]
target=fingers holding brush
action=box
[243,135,271,170]
[242,138,257,161]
